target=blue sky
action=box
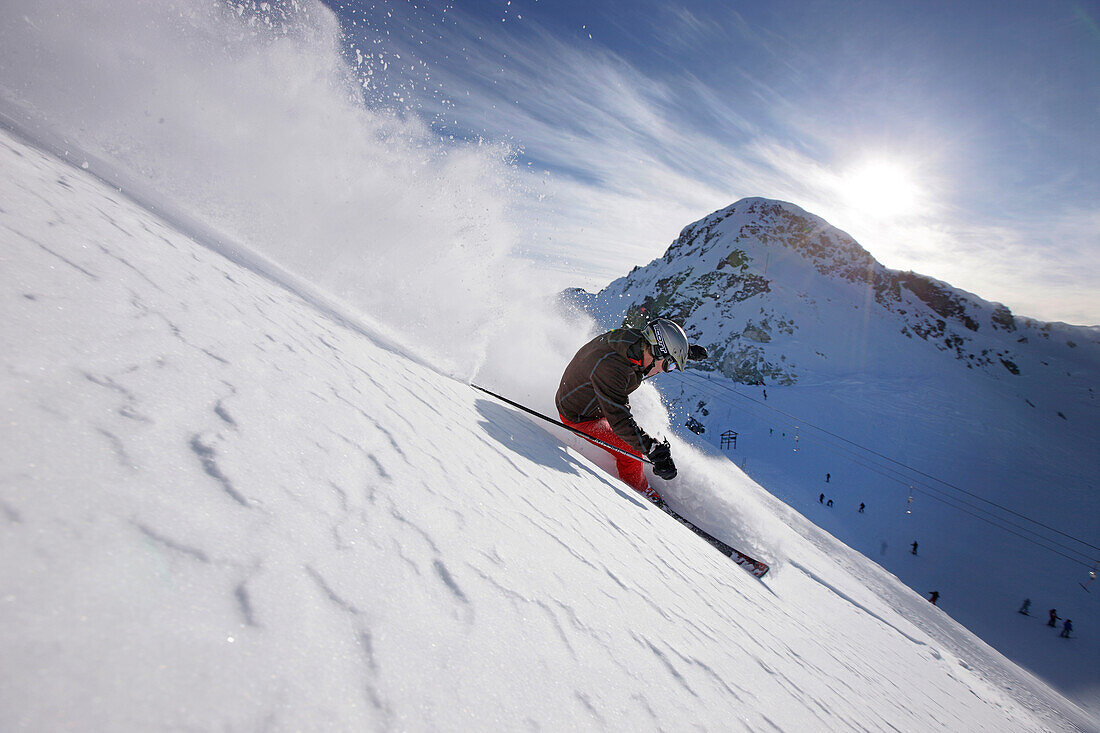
[325,0,1099,325]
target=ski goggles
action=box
[648,336,682,373]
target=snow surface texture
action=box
[1,125,1094,731]
[577,198,1100,709]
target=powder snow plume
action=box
[0,0,591,381]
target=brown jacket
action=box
[555,329,655,453]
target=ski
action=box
[656,500,770,578]
[471,384,769,578]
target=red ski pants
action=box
[559,415,660,501]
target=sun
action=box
[840,159,921,218]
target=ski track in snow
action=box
[0,128,1094,732]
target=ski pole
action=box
[471,384,653,465]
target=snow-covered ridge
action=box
[577,197,1099,386]
[2,119,1094,729]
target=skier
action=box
[1018,598,1031,615]
[1060,619,1073,638]
[556,319,704,502]
[826,498,833,507]
[911,541,918,555]
[858,502,865,513]
[928,591,940,605]
[826,473,830,483]
[819,493,825,504]
[1048,609,1060,627]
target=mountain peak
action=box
[667,197,881,288]
[580,198,1098,385]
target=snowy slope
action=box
[2,120,1095,732]
[571,197,1100,710]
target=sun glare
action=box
[841,159,921,218]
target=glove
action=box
[648,440,677,480]
[689,344,709,360]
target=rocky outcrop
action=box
[569,197,1098,386]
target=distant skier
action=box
[928,591,940,605]
[1048,609,1060,627]
[556,319,705,502]
[1060,619,1073,638]
[826,473,831,483]
[826,498,833,507]
[1018,598,1031,615]
[911,541,918,555]
[858,502,865,513]
[763,389,768,400]
[819,493,825,504]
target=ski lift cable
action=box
[782,420,1097,563]
[679,370,1099,561]
[720,380,1099,552]
[680,377,1096,568]
[734,400,1097,561]
[686,379,1097,566]
[676,369,1100,555]
[677,372,1035,516]
[677,369,1099,553]
[903,489,1095,568]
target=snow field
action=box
[1,126,1093,731]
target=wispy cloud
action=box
[355,2,1099,324]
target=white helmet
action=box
[642,318,689,372]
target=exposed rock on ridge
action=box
[572,198,1098,386]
